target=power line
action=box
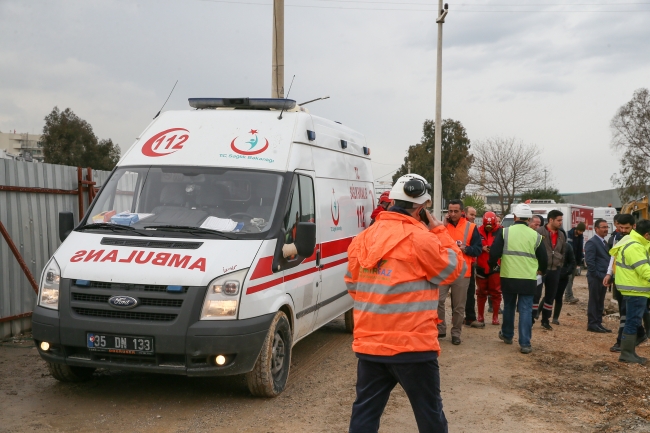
[199,0,650,11]
[375,167,400,181]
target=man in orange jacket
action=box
[346,174,465,433]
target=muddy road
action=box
[2,276,650,432]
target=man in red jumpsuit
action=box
[476,212,502,325]
[370,191,391,225]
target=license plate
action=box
[87,333,154,355]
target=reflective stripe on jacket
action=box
[345,211,465,356]
[500,224,542,280]
[610,231,650,298]
[445,217,476,277]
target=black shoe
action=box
[610,342,621,352]
[552,318,560,325]
[499,331,513,344]
[598,325,613,333]
[636,334,648,346]
[587,326,607,333]
[438,333,446,339]
[451,337,461,345]
[488,305,493,313]
[541,322,553,331]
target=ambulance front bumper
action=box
[32,279,274,376]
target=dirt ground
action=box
[2,275,650,432]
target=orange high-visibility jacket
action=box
[345,211,466,356]
[445,217,476,278]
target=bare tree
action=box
[469,137,545,214]
[611,88,650,203]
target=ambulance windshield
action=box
[83,166,283,237]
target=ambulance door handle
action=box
[316,250,321,268]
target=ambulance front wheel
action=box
[344,309,354,333]
[246,311,292,397]
[46,361,95,382]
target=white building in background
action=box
[374,181,392,201]
[0,130,44,162]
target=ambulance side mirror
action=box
[295,222,317,257]
[59,211,75,242]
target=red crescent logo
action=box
[331,191,340,226]
[142,128,189,157]
[230,137,270,155]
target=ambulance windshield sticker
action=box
[141,128,189,157]
[222,129,274,164]
[331,189,342,232]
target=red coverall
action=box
[476,224,502,325]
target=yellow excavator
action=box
[621,196,649,220]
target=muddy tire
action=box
[246,311,292,397]
[344,309,354,333]
[47,362,95,382]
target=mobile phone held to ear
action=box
[419,208,430,225]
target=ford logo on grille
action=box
[108,295,139,309]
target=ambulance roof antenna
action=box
[278,75,296,120]
[153,80,178,119]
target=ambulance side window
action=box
[284,177,301,245]
[281,174,316,267]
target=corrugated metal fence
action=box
[0,160,111,339]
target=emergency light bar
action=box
[189,98,297,110]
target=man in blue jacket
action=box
[565,222,585,304]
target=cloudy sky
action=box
[1,0,649,193]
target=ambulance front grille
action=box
[72,307,177,322]
[82,281,189,293]
[71,293,183,308]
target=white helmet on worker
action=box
[389,174,432,205]
[512,203,533,218]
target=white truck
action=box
[502,200,595,243]
[32,97,375,397]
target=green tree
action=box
[520,188,565,203]
[41,107,120,170]
[392,119,472,203]
[462,194,486,216]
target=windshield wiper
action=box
[76,223,152,236]
[143,225,235,239]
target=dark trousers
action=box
[349,358,448,433]
[465,265,477,322]
[587,275,607,328]
[552,277,569,320]
[534,269,561,324]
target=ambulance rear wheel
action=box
[246,311,292,397]
[344,309,354,333]
[46,361,95,382]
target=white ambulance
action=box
[32,98,375,397]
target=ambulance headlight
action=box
[38,258,61,310]
[200,268,248,320]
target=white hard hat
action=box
[389,174,432,205]
[512,203,533,218]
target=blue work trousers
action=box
[349,358,448,433]
[623,296,649,335]
[502,292,533,348]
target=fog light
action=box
[40,341,50,351]
[215,355,226,366]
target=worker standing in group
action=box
[565,222,586,304]
[346,174,465,433]
[476,212,502,325]
[438,199,482,345]
[463,206,482,329]
[608,219,650,365]
[370,191,391,226]
[604,214,648,351]
[534,210,566,330]
[489,204,547,354]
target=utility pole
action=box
[272,0,285,98]
[407,160,411,174]
[544,168,548,190]
[433,2,449,218]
